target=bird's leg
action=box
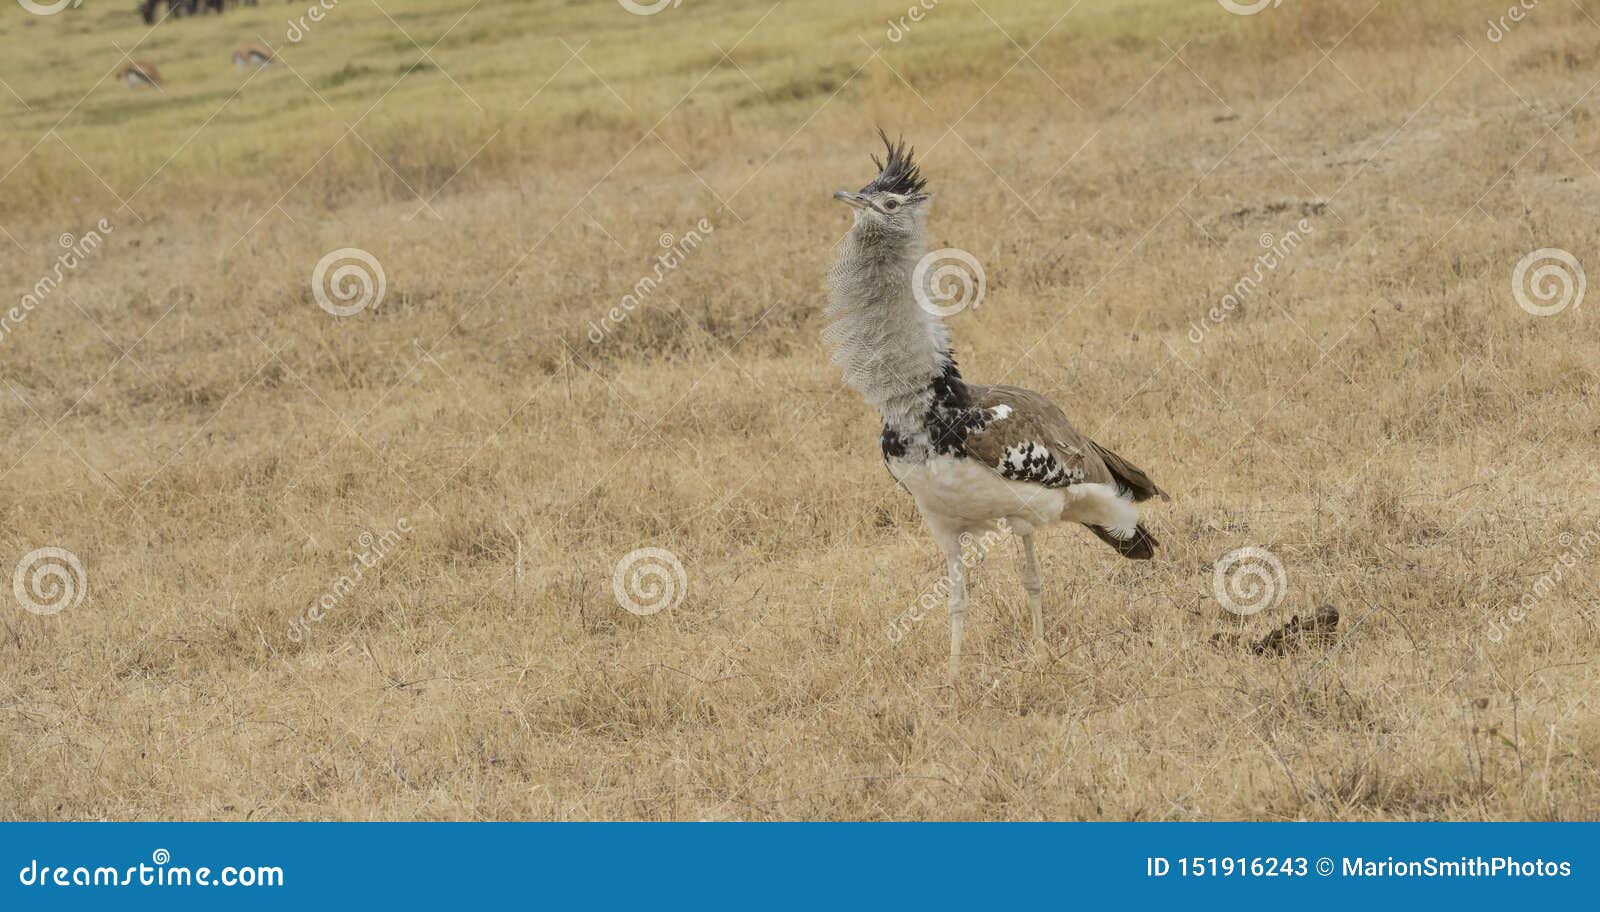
[945,551,966,685]
[1020,533,1043,642]
[925,518,969,685]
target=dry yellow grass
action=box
[2,0,1598,820]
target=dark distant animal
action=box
[139,0,258,24]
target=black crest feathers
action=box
[860,129,928,197]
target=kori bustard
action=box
[826,132,1168,683]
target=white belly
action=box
[889,455,1065,533]
[888,455,1138,537]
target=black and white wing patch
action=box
[963,404,1090,489]
[995,440,1086,487]
[960,392,1103,491]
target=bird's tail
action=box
[1089,523,1158,560]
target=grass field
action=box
[2,0,1598,820]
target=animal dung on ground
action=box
[1211,605,1341,657]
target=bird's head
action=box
[833,130,930,238]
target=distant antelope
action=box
[117,61,164,89]
[232,44,274,70]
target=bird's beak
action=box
[833,190,873,211]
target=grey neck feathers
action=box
[825,218,953,444]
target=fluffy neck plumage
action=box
[824,219,959,445]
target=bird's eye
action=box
[883,199,899,211]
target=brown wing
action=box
[962,384,1168,502]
